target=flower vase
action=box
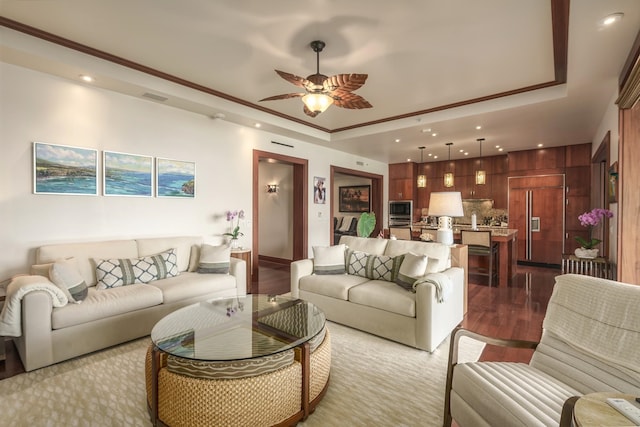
[230,238,240,250]
[575,247,598,259]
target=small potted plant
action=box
[223,210,244,249]
[574,208,613,258]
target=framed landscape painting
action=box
[339,185,370,213]
[33,142,98,195]
[103,151,153,197]
[156,158,196,198]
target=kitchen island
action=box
[413,223,518,287]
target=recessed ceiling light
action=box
[537,143,544,147]
[601,12,623,26]
[459,149,464,153]
[428,153,433,157]
[464,152,469,156]
[432,133,437,137]
[495,145,500,148]
[407,158,411,162]
[80,75,94,82]
[254,123,261,128]
[433,155,438,159]
[475,126,482,130]
[498,148,503,152]
[395,138,401,143]
[422,128,432,133]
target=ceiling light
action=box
[537,143,543,147]
[475,138,486,185]
[422,128,432,133]
[395,138,401,143]
[417,146,427,188]
[254,123,262,128]
[464,152,469,156]
[434,155,438,159]
[459,149,464,153]
[80,75,93,82]
[495,145,500,148]
[444,142,454,188]
[498,148,503,152]
[475,126,482,130]
[428,153,433,157]
[601,12,623,26]
[432,133,437,137]
[301,93,334,113]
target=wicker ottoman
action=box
[146,329,331,427]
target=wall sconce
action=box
[475,138,486,185]
[266,184,279,193]
[444,142,454,188]
[416,146,427,188]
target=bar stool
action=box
[461,230,498,286]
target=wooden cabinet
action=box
[388,163,417,200]
[508,146,565,174]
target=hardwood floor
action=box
[0,260,559,380]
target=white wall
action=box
[258,161,293,259]
[592,89,619,263]
[0,62,388,281]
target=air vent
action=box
[271,141,294,148]
[356,161,364,166]
[142,92,168,102]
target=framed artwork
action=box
[33,142,98,195]
[339,185,370,213]
[313,176,326,204]
[103,151,153,197]
[156,158,196,198]
[609,161,618,204]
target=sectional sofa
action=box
[3,236,245,371]
[291,236,468,352]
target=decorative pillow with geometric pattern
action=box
[94,248,178,289]
[346,249,369,278]
[366,253,405,282]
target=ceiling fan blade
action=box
[259,93,304,102]
[323,73,368,92]
[303,105,320,118]
[275,70,309,88]
[331,90,373,109]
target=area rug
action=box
[0,322,484,426]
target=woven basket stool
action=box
[146,329,331,427]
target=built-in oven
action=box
[389,200,413,226]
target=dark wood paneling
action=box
[565,166,591,197]
[508,147,565,173]
[565,143,592,167]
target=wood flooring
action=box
[0,260,558,380]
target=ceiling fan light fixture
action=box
[302,92,334,113]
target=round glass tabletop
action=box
[151,294,325,361]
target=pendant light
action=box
[444,142,454,187]
[416,146,427,188]
[475,138,486,185]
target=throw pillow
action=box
[94,248,178,289]
[312,244,346,275]
[197,244,231,274]
[338,217,354,232]
[394,252,429,291]
[346,249,369,278]
[49,259,88,303]
[366,253,405,282]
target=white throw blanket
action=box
[413,272,452,303]
[0,275,68,337]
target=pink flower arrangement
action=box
[575,208,613,249]
[223,210,245,239]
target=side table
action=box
[566,392,639,427]
[561,254,614,279]
[231,248,252,294]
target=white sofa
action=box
[444,274,640,427]
[6,236,245,372]
[291,236,468,352]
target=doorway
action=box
[253,150,308,293]
[330,166,384,242]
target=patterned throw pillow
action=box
[394,252,429,291]
[366,254,405,282]
[312,244,346,275]
[94,248,178,289]
[346,249,369,278]
[197,244,231,274]
[49,259,88,303]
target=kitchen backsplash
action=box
[455,199,508,226]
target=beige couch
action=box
[291,236,468,352]
[9,236,245,372]
[444,274,640,426]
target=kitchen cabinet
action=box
[389,162,417,200]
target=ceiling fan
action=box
[259,40,372,117]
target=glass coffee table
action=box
[147,294,329,427]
